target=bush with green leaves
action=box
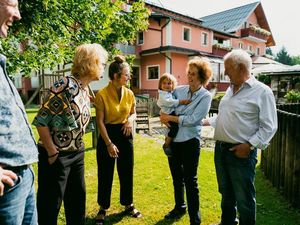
[258,74,271,84]
[284,90,300,102]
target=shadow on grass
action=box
[153,218,177,225]
[86,211,134,225]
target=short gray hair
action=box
[224,49,252,72]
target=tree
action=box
[0,0,149,74]
[291,55,300,65]
[266,47,273,56]
[275,46,293,65]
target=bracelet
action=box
[48,152,59,158]
[106,142,113,147]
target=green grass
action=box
[26,110,300,225]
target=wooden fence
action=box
[261,103,300,208]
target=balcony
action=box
[212,43,232,57]
[241,26,270,43]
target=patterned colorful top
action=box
[33,76,91,151]
[0,54,38,167]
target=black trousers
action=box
[37,146,86,225]
[97,124,134,209]
[168,138,201,225]
[168,111,179,138]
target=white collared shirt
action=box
[209,76,277,150]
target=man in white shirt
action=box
[204,49,277,225]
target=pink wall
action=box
[140,53,190,90]
[171,21,212,53]
[171,53,189,85]
[247,12,259,26]
[140,18,162,50]
[141,54,165,89]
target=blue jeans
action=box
[0,166,37,225]
[214,141,257,225]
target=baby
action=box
[157,73,191,157]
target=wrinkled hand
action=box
[122,121,132,137]
[160,113,170,127]
[229,143,251,158]
[107,143,119,158]
[179,99,191,105]
[0,167,18,196]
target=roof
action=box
[145,1,237,38]
[200,2,260,33]
[252,56,282,67]
[200,1,275,46]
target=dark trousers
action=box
[97,124,134,209]
[37,146,86,225]
[168,111,179,138]
[214,141,257,225]
[168,138,201,225]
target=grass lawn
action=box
[26,110,300,225]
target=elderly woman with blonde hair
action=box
[33,43,108,225]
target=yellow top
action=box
[94,82,135,124]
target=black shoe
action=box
[164,207,186,219]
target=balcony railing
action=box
[212,43,232,57]
[241,27,270,42]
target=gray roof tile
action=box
[200,2,260,33]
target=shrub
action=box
[284,90,300,102]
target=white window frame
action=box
[137,31,144,45]
[182,26,191,42]
[238,42,243,49]
[147,65,160,80]
[256,47,260,56]
[201,32,208,46]
[248,45,253,52]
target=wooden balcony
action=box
[240,27,269,43]
[212,44,232,57]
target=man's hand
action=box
[229,143,252,158]
[0,166,18,196]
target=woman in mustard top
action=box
[94,55,141,225]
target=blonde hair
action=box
[71,43,108,79]
[188,57,213,86]
[158,73,177,91]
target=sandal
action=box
[125,205,142,218]
[95,209,106,225]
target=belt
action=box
[216,140,239,149]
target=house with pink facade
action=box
[16,1,276,103]
[129,1,275,96]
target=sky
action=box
[148,0,300,56]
